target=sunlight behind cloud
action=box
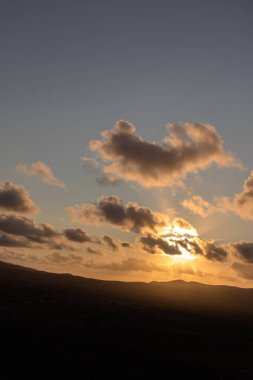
[160,219,199,261]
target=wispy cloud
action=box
[17,161,65,188]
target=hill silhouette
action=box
[1,260,253,379]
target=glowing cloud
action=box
[66,195,169,234]
[89,120,236,187]
[182,171,253,221]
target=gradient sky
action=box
[1,0,253,286]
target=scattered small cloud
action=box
[121,242,131,248]
[102,235,118,251]
[63,228,94,243]
[96,174,119,186]
[86,247,103,255]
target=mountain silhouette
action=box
[1,260,253,379]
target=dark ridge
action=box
[1,260,253,379]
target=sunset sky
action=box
[1,0,253,286]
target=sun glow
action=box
[160,221,199,261]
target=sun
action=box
[159,220,198,261]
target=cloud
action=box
[63,228,94,243]
[0,214,102,252]
[182,196,216,218]
[182,171,253,221]
[66,194,228,263]
[0,233,31,248]
[0,214,60,248]
[139,234,181,255]
[0,182,39,214]
[201,242,227,262]
[231,242,253,263]
[102,235,118,251]
[232,171,253,221]
[66,196,168,234]
[142,236,227,262]
[231,262,253,280]
[89,120,236,187]
[17,161,65,188]
[45,251,84,265]
[96,175,119,186]
[121,242,131,248]
[84,257,171,273]
[0,248,85,267]
[0,248,26,262]
[80,156,99,170]
[86,247,103,255]
[83,257,201,276]
[0,214,59,240]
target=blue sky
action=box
[0,1,253,284]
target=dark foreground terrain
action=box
[1,261,253,379]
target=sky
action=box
[1,0,253,286]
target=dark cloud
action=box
[86,247,103,255]
[89,120,236,187]
[0,182,39,214]
[139,234,181,255]
[201,242,227,262]
[63,228,93,243]
[102,235,118,251]
[0,233,30,248]
[121,242,131,248]
[0,214,59,243]
[139,230,227,262]
[66,196,168,234]
[231,242,253,263]
[0,214,103,253]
